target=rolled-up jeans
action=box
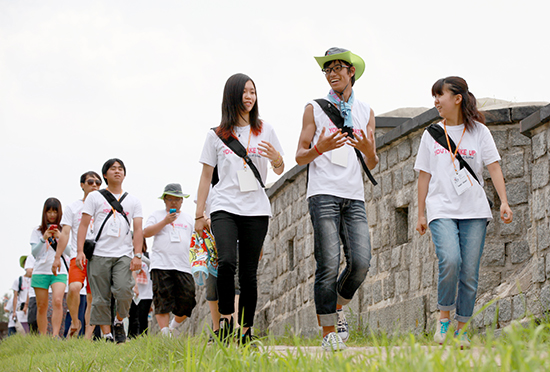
[429,218,487,323]
[308,195,372,327]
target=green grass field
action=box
[1,320,549,371]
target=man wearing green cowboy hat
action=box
[143,183,196,337]
[296,47,378,351]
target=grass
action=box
[0,320,549,372]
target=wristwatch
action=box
[135,253,142,259]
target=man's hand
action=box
[349,129,376,158]
[76,252,87,270]
[316,127,348,153]
[130,256,142,271]
[51,257,61,276]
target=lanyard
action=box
[236,127,252,169]
[443,121,466,172]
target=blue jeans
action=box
[429,218,487,323]
[308,195,372,326]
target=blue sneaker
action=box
[434,318,450,344]
[454,330,471,348]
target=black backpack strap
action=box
[426,124,480,184]
[94,210,114,242]
[99,190,131,227]
[313,99,378,186]
[18,276,22,292]
[211,128,266,188]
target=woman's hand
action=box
[258,141,279,162]
[416,216,428,235]
[500,203,513,224]
[194,216,208,234]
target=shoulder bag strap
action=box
[313,99,378,185]
[211,128,266,188]
[426,124,480,184]
[99,189,131,227]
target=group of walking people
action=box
[12,47,513,351]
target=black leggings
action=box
[211,211,268,328]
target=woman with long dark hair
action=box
[29,197,70,337]
[195,73,284,345]
[415,76,513,347]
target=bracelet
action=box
[273,159,284,169]
[314,145,323,155]
[195,215,205,220]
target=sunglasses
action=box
[86,179,102,186]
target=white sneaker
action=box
[336,308,349,342]
[434,318,450,344]
[170,320,185,338]
[322,332,347,352]
[160,327,172,337]
[454,330,471,348]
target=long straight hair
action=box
[38,197,62,234]
[431,76,485,132]
[216,73,262,140]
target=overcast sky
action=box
[1,0,548,297]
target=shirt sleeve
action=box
[479,125,501,165]
[199,130,218,167]
[60,203,73,227]
[144,212,158,229]
[82,192,97,217]
[132,197,143,219]
[414,131,432,174]
[11,278,19,292]
[268,123,284,156]
[29,228,42,245]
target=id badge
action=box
[170,229,181,242]
[331,146,348,167]
[107,218,120,237]
[237,168,259,192]
[452,168,473,195]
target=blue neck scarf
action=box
[327,89,354,128]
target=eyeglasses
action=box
[165,197,183,203]
[322,64,349,75]
[86,179,102,186]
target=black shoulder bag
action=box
[210,128,265,188]
[83,190,129,260]
[313,99,378,185]
[426,123,494,209]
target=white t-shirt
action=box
[82,190,143,258]
[306,98,371,201]
[414,121,501,223]
[24,255,36,298]
[5,299,15,328]
[60,199,95,259]
[29,227,69,275]
[145,209,193,273]
[199,121,284,217]
[11,276,30,323]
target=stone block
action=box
[297,305,319,337]
[526,292,542,316]
[391,246,401,269]
[411,135,421,157]
[367,203,378,226]
[500,207,523,236]
[484,302,498,326]
[477,271,501,295]
[532,191,547,220]
[512,295,526,319]
[383,274,395,300]
[533,257,546,283]
[396,271,409,295]
[481,242,505,267]
[421,260,434,288]
[393,168,403,190]
[373,180,382,199]
[508,240,531,264]
[541,285,550,312]
[368,254,378,277]
[403,162,416,185]
[409,261,421,292]
[546,252,550,279]
[388,147,398,168]
[429,289,438,313]
[372,280,383,304]
[510,130,530,147]
[492,130,508,150]
[397,139,411,161]
[532,131,547,160]
[498,297,512,323]
[379,151,388,172]
[382,172,393,196]
[538,221,550,250]
[363,296,426,335]
[502,150,525,179]
[532,157,549,189]
[379,250,391,272]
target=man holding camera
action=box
[76,158,144,343]
[52,171,102,338]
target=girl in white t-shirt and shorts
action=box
[195,73,285,345]
[415,76,513,347]
[30,197,70,337]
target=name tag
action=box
[170,229,181,242]
[452,168,473,195]
[331,146,348,167]
[237,168,259,192]
[107,218,120,237]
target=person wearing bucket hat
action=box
[10,255,32,334]
[144,183,196,337]
[296,47,378,352]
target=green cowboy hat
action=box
[314,47,366,81]
[19,255,28,269]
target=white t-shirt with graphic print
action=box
[29,228,69,275]
[414,121,501,224]
[145,209,193,273]
[82,190,143,258]
[306,98,372,201]
[199,121,283,217]
[60,199,94,259]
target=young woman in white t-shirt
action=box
[415,76,513,347]
[30,197,69,337]
[195,73,285,345]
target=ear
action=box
[455,94,463,105]
[349,66,356,78]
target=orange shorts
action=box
[68,258,91,294]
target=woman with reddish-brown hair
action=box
[415,76,513,347]
[30,197,70,337]
[195,73,284,346]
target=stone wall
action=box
[179,103,550,338]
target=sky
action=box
[1,0,549,297]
